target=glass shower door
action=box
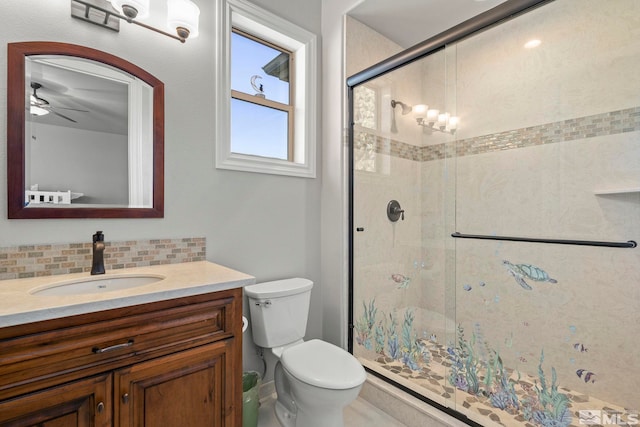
[351,48,460,411]
[448,1,640,424]
[350,1,640,426]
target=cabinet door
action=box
[0,374,112,427]
[115,340,238,427]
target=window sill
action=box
[216,152,316,178]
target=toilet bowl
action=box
[245,279,366,427]
[275,339,366,427]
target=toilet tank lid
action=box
[244,278,313,299]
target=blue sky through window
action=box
[231,31,291,159]
[231,32,289,104]
[230,98,288,159]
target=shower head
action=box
[391,99,412,115]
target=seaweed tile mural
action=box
[353,256,628,426]
[354,302,575,427]
[448,323,572,426]
[355,299,429,371]
[354,299,377,351]
[531,351,572,427]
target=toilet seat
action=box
[281,339,366,390]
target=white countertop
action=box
[0,261,255,328]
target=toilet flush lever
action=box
[255,300,272,307]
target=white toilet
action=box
[245,278,366,427]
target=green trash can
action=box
[242,371,261,427]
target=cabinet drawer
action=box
[0,289,240,400]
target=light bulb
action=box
[448,116,459,130]
[111,0,150,19]
[426,109,439,123]
[167,0,200,39]
[30,105,49,116]
[412,104,428,119]
[524,39,541,49]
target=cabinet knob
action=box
[97,402,105,413]
[122,393,130,404]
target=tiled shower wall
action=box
[355,106,640,164]
[0,237,206,280]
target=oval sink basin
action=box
[30,274,165,296]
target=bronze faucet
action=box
[91,231,105,275]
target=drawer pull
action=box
[92,339,134,354]
[122,393,130,404]
[97,401,105,413]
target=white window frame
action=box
[214,0,318,178]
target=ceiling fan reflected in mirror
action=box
[29,82,89,123]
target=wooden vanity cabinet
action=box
[114,341,231,427]
[0,288,242,427]
[0,374,112,427]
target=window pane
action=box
[231,32,290,105]
[231,98,289,160]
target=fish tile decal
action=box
[576,369,596,383]
[573,343,588,353]
[390,273,411,289]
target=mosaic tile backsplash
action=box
[0,237,206,281]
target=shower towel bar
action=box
[451,232,637,248]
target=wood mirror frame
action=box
[7,41,164,219]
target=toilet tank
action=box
[245,278,313,348]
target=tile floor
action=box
[257,393,407,427]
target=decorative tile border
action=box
[357,106,640,163]
[355,131,423,163]
[449,106,640,161]
[0,237,206,281]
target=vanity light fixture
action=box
[413,103,459,134]
[71,0,200,43]
[391,100,458,134]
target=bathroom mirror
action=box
[7,41,164,218]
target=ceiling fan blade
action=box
[51,110,77,123]
[32,82,89,114]
[52,106,90,113]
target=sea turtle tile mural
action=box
[502,261,557,291]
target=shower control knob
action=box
[387,200,405,222]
